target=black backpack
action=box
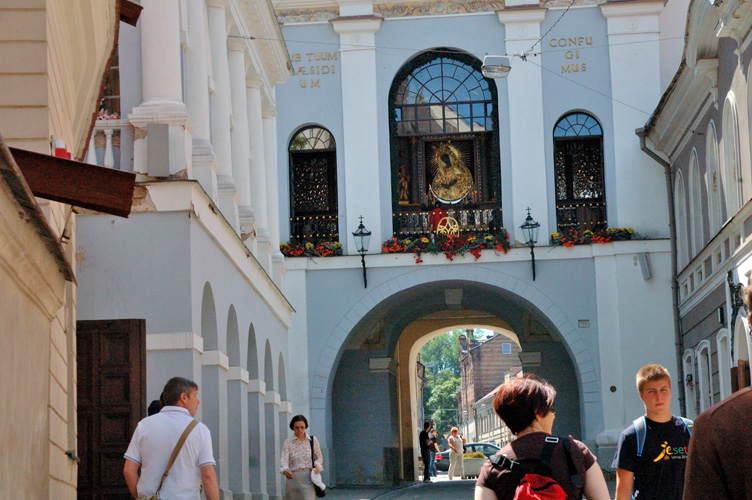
[488,436,583,500]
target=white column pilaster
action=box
[228,367,252,499]
[228,42,255,233]
[600,1,667,235]
[264,108,285,287]
[248,380,269,500]
[247,82,271,271]
[129,0,191,177]
[497,9,548,244]
[186,0,218,200]
[331,15,383,254]
[207,0,239,229]
[201,350,232,499]
[265,390,282,500]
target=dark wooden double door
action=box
[77,319,145,500]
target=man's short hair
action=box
[636,364,671,393]
[424,421,432,430]
[742,276,752,309]
[161,377,198,406]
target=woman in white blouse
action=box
[280,415,323,500]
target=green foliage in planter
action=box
[463,452,486,459]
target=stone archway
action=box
[325,267,592,486]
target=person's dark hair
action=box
[290,414,309,431]
[161,377,199,406]
[147,399,162,416]
[423,421,431,430]
[493,374,556,435]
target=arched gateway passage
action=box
[323,269,595,487]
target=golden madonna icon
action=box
[429,142,473,204]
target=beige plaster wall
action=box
[0,178,66,499]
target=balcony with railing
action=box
[85,118,130,169]
[393,207,502,237]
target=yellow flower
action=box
[333,242,342,248]
[627,228,634,234]
[421,237,429,243]
[583,230,593,237]
[404,239,411,245]
[551,232,560,240]
[305,242,314,249]
[484,235,493,241]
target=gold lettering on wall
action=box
[549,35,593,74]
[290,51,339,89]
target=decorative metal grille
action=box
[553,113,606,231]
[289,126,338,242]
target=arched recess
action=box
[553,111,606,232]
[227,306,240,367]
[706,121,723,236]
[722,95,742,215]
[716,329,732,400]
[325,271,590,486]
[682,349,697,419]
[288,125,338,243]
[733,311,750,366]
[247,324,259,379]
[263,341,279,498]
[277,355,289,457]
[264,341,274,392]
[388,48,501,236]
[688,150,704,256]
[674,172,690,270]
[201,282,218,350]
[696,339,713,412]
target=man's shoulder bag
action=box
[489,436,583,500]
[138,419,199,500]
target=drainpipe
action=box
[636,127,686,416]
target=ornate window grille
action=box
[388,49,501,237]
[553,112,606,232]
[288,126,339,242]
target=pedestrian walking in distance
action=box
[123,376,219,500]
[418,421,432,482]
[475,374,610,500]
[612,364,692,500]
[280,414,324,500]
[447,427,465,480]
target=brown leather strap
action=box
[156,420,198,493]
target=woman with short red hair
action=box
[474,375,609,500]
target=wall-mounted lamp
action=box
[481,55,512,79]
[519,208,540,281]
[352,215,371,288]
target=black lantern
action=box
[352,215,371,288]
[520,208,540,281]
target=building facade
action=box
[642,0,752,420]
[76,1,295,499]
[275,0,691,487]
[0,1,119,498]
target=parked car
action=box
[434,442,500,471]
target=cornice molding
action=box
[599,0,663,19]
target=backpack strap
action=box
[157,419,198,494]
[633,416,647,458]
[310,436,316,468]
[679,417,693,437]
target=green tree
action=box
[425,372,461,431]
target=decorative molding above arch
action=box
[309,265,597,409]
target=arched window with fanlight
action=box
[288,126,338,242]
[553,112,606,232]
[388,49,501,236]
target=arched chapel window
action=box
[553,112,606,232]
[288,126,338,242]
[388,49,501,236]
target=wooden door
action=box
[77,319,146,500]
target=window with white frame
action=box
[706,121,723,236]
[722,96,741,216]
[688,150,704,257]
[675,172,690,269]
[502,343,512,355]
[683,349,697,419]
[696,340,714,412]
[716,329,732,400]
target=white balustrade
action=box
[88,119,131,169]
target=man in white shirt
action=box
[124,377,219,500]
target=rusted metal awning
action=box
[0,137,74,282]
[11,147,136,218]
[119,0,143,27]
